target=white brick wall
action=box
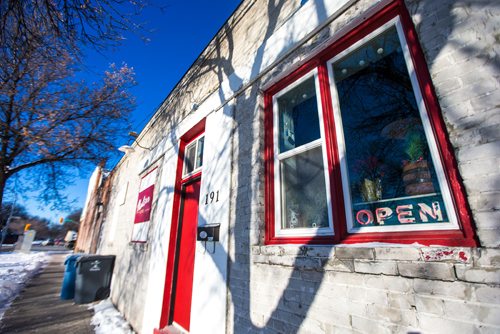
[95,0,499,332]
[227,0,499,333]
[414,0,500,248]
[246,245,500,333]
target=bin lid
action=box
[64,254,83,265]
[76,255,116,274]
[76,255,116,264]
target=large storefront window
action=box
[264,5,476,246]
[329,23,456,233]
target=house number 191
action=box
[205,190,220,205]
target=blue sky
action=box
[21,0,242,223]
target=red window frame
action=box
[264,0,478,247]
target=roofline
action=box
[134,0,255,140]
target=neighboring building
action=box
[77,164,111,254]
[80,0,500,333]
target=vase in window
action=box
[402,134,435,195]
[356,156,384,202]
[360,178,382,202]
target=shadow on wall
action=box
[196,0,335,332]
[106,0,498,332]
[112,242,150,324]
[194,0,498,333]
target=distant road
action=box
[31,245,72,253]
[0,244,72,253]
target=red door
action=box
[171,178,201,331]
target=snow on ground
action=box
[91,299,135,334]
[0,250,134,333]
[0,251,47,320]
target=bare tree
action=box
[66,208,83,223]
[0,0,138,213]
[0,0,146,52]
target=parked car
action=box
[41,238,55,246]
[64,230,78,249]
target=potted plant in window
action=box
[357,156,384,202]
[402,133,435,195]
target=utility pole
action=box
[0,203,20,251]
[0,189,20,251]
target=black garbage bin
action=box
[74,255,115,304]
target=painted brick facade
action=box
[81,0,500,333]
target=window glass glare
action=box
[184,142,197,175]
[332,26,450,229]
[280,146,329,229]
[196,136,204,169]
[183,136,204,176]
[277,77,321,153]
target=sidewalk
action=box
[0,253,94,333]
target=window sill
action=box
[266,228,477,247]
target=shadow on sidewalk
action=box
[0,254,94,334]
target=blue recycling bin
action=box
[60,254,82,299]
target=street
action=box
[0,244,70,253]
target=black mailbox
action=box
[197,224,220,242]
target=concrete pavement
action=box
[0,253,94,333]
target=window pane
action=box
[196,137,204,169]
[332,26,450,229]
[277,77,321,153]
[184,143,196,175]
[280,146,329,229]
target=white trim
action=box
[277,139,322,160]
[326,17,460,234]
[272,68,334,238]
[394,19,459,230]
[182,134,205,178]
[277,226,333,237]
[353,193,441,206]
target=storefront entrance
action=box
[170,178,201,331]
[159,121,205,332]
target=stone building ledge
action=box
[251,245,500,284]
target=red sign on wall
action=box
[134,184,155,224]
[132,167,158,242]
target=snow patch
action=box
[90,299,135,334]
[0,252,47,320]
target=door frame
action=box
[160,119,205,329]
[170,175,201,331]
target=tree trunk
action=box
[0,172,7,221]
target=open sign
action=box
[353,195,448,227]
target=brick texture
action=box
[227,0,500,333]
[95,0,500,333]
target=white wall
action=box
[189,103,234,334]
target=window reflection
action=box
[332,27,450,228]
[277,77,320,154]
[183,136,204,176]
[275,75,330,230]
[281,146,329,229]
